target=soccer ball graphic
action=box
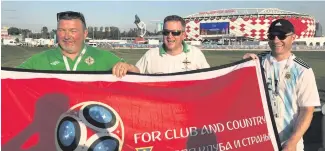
[55,101,124,151]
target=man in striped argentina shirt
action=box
[243,19,321,151]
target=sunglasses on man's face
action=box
[57,11,86,24]
[267,33,293,40]
[162,30,183,36]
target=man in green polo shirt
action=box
[17,11,138,77]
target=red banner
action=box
[1,60,280,151]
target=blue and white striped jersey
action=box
[259,52,321,150]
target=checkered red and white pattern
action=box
[185,16,316,41]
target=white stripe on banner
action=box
[1,60,256,83]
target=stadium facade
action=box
[183,8,316,41]
[315,22,323,37]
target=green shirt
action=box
[17,46,123,71]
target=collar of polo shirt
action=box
[55,43,87,58]
[159,41,190,56]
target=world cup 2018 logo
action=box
[55,101,124,151]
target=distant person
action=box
[17,11,138,77]
[243,19,321,151]
[135,15,210,74]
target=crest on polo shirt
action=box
[85,56,94,65]
[182,57,191,71]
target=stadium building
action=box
[183,8,316,42]
[1,26,10,39]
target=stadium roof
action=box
[184,8,311,18]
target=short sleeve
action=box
[191,47,210,69]
[101,50,125,68]
[135,53,148,74]
[296,68,321,107]
[197,49,210,68]
[16,56,36,69]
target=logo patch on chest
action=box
[285,72,291,80]
[85,56,95,65]
[50,61,60,66]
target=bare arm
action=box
[112,62,140,78]
[127,64,140,73]
[282,107,314,151]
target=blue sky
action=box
[1,1,325,33]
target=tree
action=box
[105,27,110,32]
[156,30,162,35]
[21,29,31,39]
[88,26,94,39]
[50,29,57,39]
[104,27,111,39]
[7,27,20,35]
[87,26,93,33]
[125,28,138,37]
[31,33,41,39]
[41,26,49,39]
[121,31,127,37]
[146,30,153,36]
[109,26,121,40]
[94,27,98,39]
